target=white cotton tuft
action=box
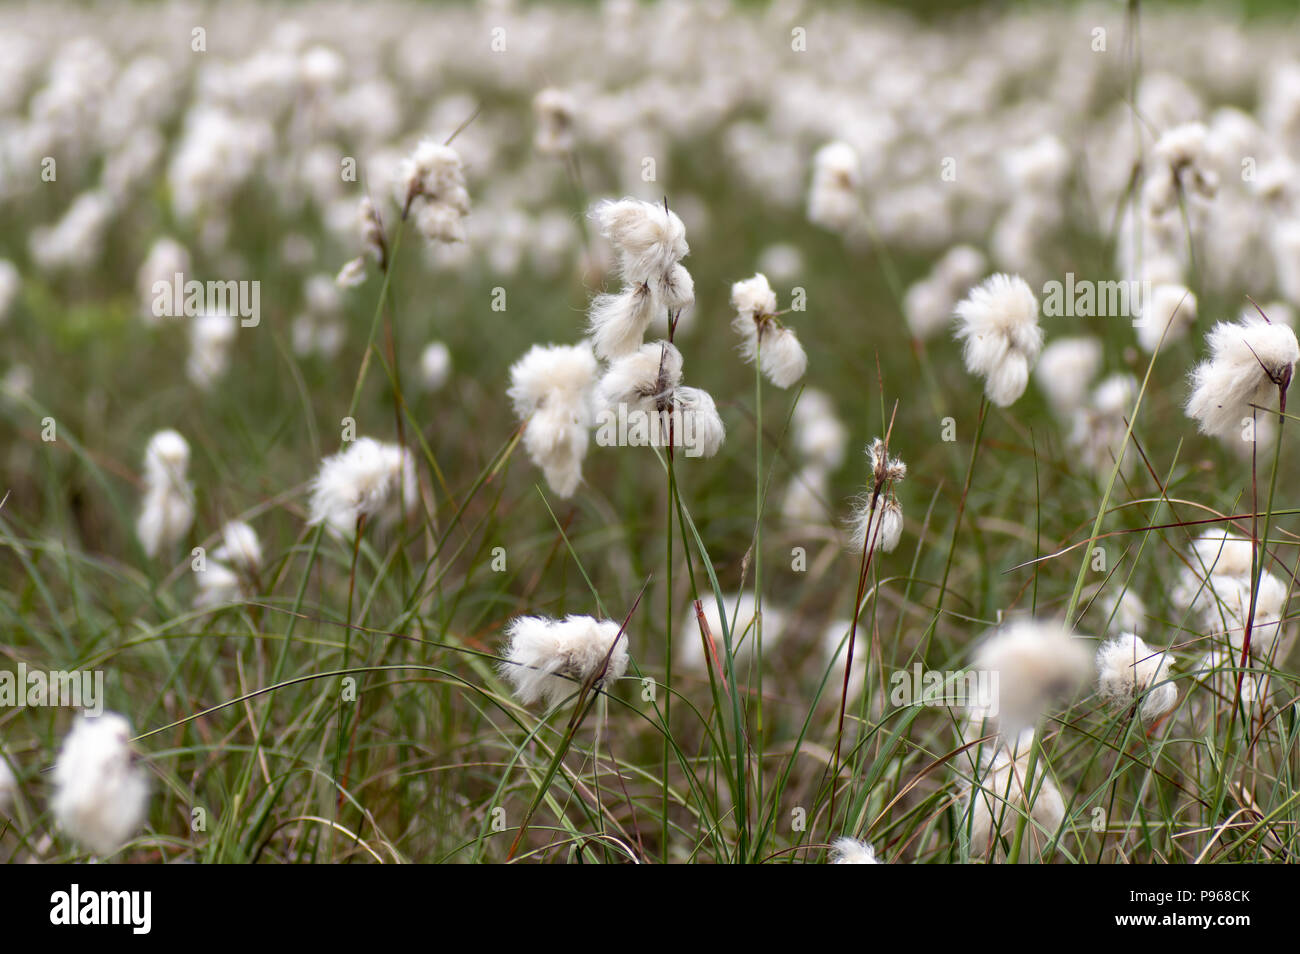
[187,310,238,390]
[849,494,903,554]
[136,238,188,323]
[588,283,659,360]
[399,140,470,243]
[1186,314,1299,438]
[782,465,830,525]
[830,837,881,864]
[508,342,598,497]
[954,273,1043,407]
[52,712,149,856]
[591,197,688,284]
[730,272,806,388]
[533,87,578,156]
[596,340,683,415]
[730,273,778,318]
[0,750,15,812]
[307,437,419,534]
[1097,633,1177,723]
[791,388,848,470]
[970,620,1092,739]
[1069,374,1137,477]
[673,386,726,458]
[499,614,629,708]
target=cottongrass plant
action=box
[52,712,149,857]
[135,429,194,559]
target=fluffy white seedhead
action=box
[1185,314,1299,438]
[399,140,470,243]
[592,198,688,284]
[419,341,452,392]
[52,712,149,856]
[1137,284,1196,352]
[596,340,683,414]
[1035,337,1102,415]
[830,837,880,864]
[657,262,695,311]
[954,273,1043,407]
[849,494,903,554]
[308,437,418,534]
[678,592,787,673]
[508,343,598,497]
[137,429,194,558]
[791,388,848,470]
[965,734,1065,861]
[673,386,726,458]
[781,465,830,525]
[500,614,629,708]
[1069,373,1137,477]
[971,620,1092,738]
[588,282,659,360]
[1198,571,1288,659]
[1097,633,1177,723]
[730,273,806,388]
[730,273,778,318]
[136,238,189,322]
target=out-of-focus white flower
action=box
[782,465,830,526]
[307,437,419,534]
[500,614,629,707]
[399,139,470,243]
[1035,337,1101,416]
[830,837,881,864]
[187,310,238,389]
[52,712,149,856]
[1097,633,1177,723]
[0,260,18,325]
[1137,283,1196,352]
[0,750,15,812]
[808,140,861,233]
[730,273,806,388]
[419,341,452,392]
[534,87,578,156]
[194,520,261,609]
[954,273,1043,407]
[791,388,848,471]
[678,592,787,673]
[970,620,1092,738]
[136,238,189,323]
[964,730,1065,862]
[1069,373,1137,477]
[136,429,194,559]
[1186,314,1298,438]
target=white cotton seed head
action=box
[1186,314,1299,438]
[588,282,659,360]
[1137,284,1197,352]
[782,465,830,525]
[308,438,418,534]
[523,404,590,497]
[730,272,777,318]
[419,341,452,392]
[954,273,1043,407]
[52,712,149,856]
[507,342,598,420]
[1097,633,1177,723]
[591,198,688,284]
[336,256,367,288]
[596,341,683,414]
[808,141,861,233]
[971,620,1092,738]
[758,326,807,389]
[849,494,903,554]
[657,262,695,311]
[1035,337,1102,415]
[500,615,629,708]
[674,386,726,458]
[830,837,880,864]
